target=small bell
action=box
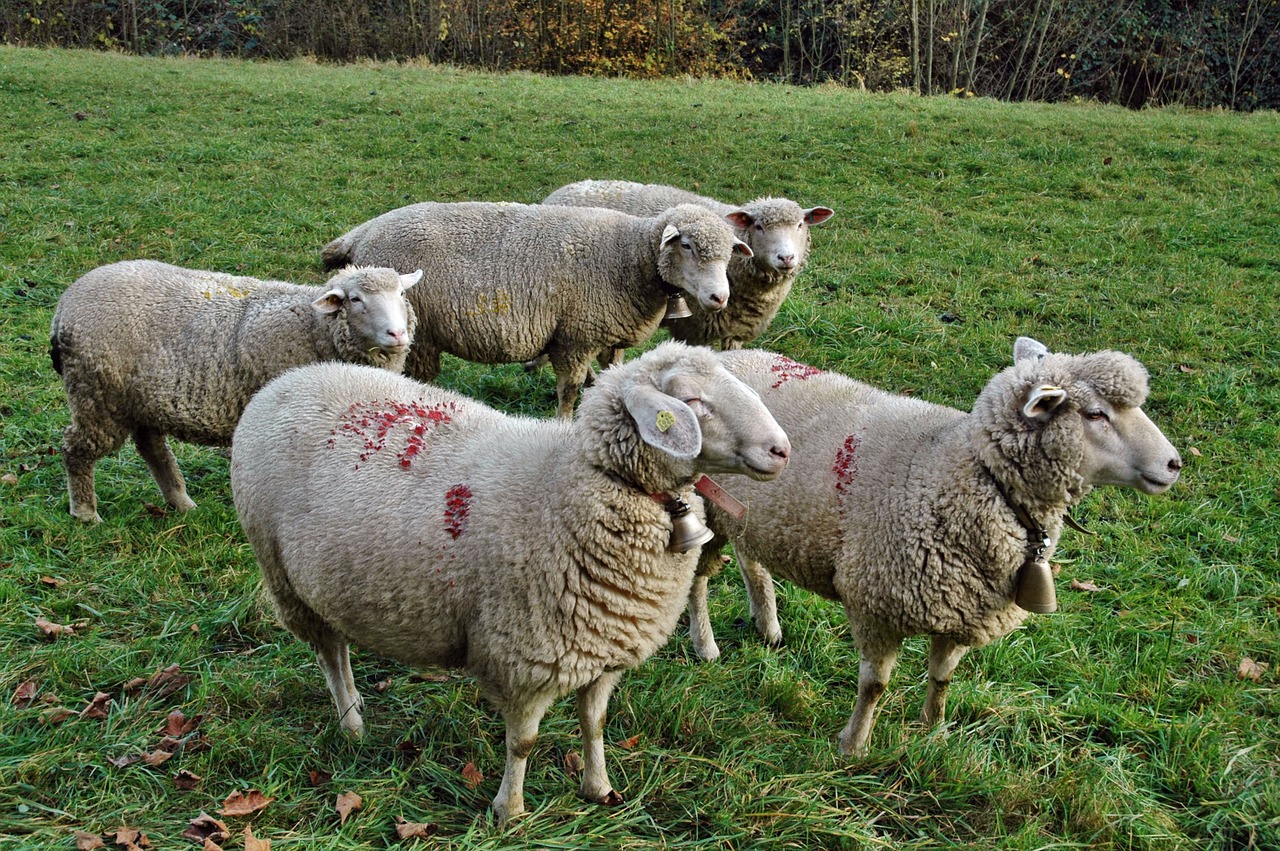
[664,498,714,553]
[663,293,693,320]
[1014,558,1058,613]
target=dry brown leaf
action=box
[393,816,439,840]
[39,575,65,588]
[408,672,450,683]
[617,734,641,750]
[160,708,201,737]
[112,826,149,847]
[460,762,483,788]
[36,616,75,638]
[122,677,149,695]
[147,664,191,696]
[182,813,229,844]
[108,753,142,769]
[1,472,17,486]
[1178,364,1197,373]
[201,839,223,851]
[42,705,75,725]
[219,790,275,817]
[142,750,174,767]
[73,830,106,850]
[80,692,112,720]
[373,678,394,693]
[1188,446,1202,457]
[1069,579,1102,593]
[307,768,333,787]
[335,791,363,825]
[12,679,37,708]
[563,752,584,775]
[1238,656,1269,682]
[244,825,271,851]
[174,769,204,791]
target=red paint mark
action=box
[444,484,472,539]
[328,399,456,469]
[833,433,861,505]
[769,356,822,389]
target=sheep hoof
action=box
[71,508,103,524]
[600,789,625,807]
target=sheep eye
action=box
[1083,409,1108,422]
[680,240,693,251]
[754,224,764,232]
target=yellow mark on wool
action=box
[463,290,511,317]
[656,410,676,432]
[198,282,252,299]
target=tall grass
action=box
[1,47,1277,849]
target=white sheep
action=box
[542,179,834,349]
[684,339,1182,754]
[229,341,791,823]
[320,201,752,418]
[50,260,421,523]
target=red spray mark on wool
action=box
[833,433,861,506]
[444,484,472,539]
[327,399,456,469]
[769,356,823,389]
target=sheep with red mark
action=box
[49,260,420,522]
[684,339,1182,755]
[229,341,791,823]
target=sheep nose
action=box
[1168,456,1183,473]
[771,443,790,462]
[709,292,726,306]
[777,252,796,267]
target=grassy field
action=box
[1,46,1277,850]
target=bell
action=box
[664,293,693,320]
[665,498,714,553]
[1015,558,1058,614]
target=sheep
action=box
[542,179,834,350]
[320,200,753,418]
[49,259,421,523]
[229,341,791,823]
[683,338,1182,755]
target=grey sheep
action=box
[230,341,791,822]
[685,339,1182,754]
[50,259,420,523]
[321,200,752,418]
[542,179,834,350]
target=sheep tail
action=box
[321,222,368,270]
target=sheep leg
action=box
[492,691,558,824]
[576,671,625,807]
[922,635,969,729]
[313,630,364,737]
[549,353,592,420]
[62,419,128,523]
[687,538,729,661]
[736,544,783,648]
[837,639,901,755]
[132,426,196,513]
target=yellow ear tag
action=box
[656,410,676,432]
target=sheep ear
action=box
[660,224,681,249]
[1022,383,1068,423]
[312,288,346,315]
[804,206,835,225]
[732,239,754,257]
[623,384,702,460]
[724,210,753,230]
[399,269,423,291]
[1014,336,1049,364]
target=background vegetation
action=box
[2,46,1278,849]
[3,0,1280,109]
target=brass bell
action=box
[663,293,693,320]
[664,498,714,553]
[1015,558,1058,613]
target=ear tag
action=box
[656,410,676,433]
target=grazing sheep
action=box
[50,260,420,523]
[542,179,834,349]
[685,339,1182,755]
[321,201,752,418]
[229,341,791,823]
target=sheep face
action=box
[314,267,421,359]
[656,205,751,312]
[724,199,835,278]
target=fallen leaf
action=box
[142,750,174,767]
[174,769,204,790]
[160,708,201,737]
[73,830,106,850]
[1177,364,1196,373]
[219,790,275,817]
[563,752,583,775]
[307,768,333,787]
[12,679,37,708]
[373,678,393,693]
[1,472,17,486]
[39,575,65,588]
[122,677,149,695]
[112,826,150,847]
[200,840,222,851]
[145,664,191,698]
[182,813,229,844]
[460,762,483,788]
[395,740,422,760]
[335,791,363,825]
[1223,533,1240,543]
[143,503,166,518]
[1238,656,1269,682]
[1103,156,1113,165]
[108,754,142,768]
[1188,446,1202,457]
[1069,579,1102,593]
[80,692,112,720]
[244,825,271,850]
[408,672,450,683]
[42,705,75,725]
[393,816,439,840]
[36,616,75,638]
[617,735,641,750]
[1186,634,1199,644]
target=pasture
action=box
[1,46,1277,849]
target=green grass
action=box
[2,46,1278,849]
